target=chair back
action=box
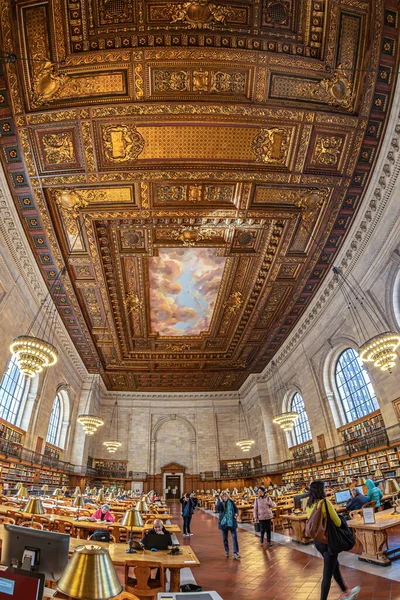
[34,516,52,530]
[145,518,154,526]
[125,560,165,594]
[20,521,44,530]
[114,593,141,600]
[6,511,24,524]
[108,525,128,543]
[363,501,377,510]
[53,519,75,535]
[0,517,15,525]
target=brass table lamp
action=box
[73,495,86,521]
[74,486,82,497]
[136,499,149,513]
[121,508,144,554]
[96,490,105,504]
[41,484,49,497]
[57,545,122,599]
[384,478,400,514]
[53,488,63,508]
[16,487,28,500]
[23,497,45,526]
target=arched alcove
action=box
[151,415,197,475]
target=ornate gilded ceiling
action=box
[0,0,398,391]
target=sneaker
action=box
[183,533,188,537]
[260,539,263,545]
[233,553,241,559]
[267,542,272,547]
[188,533,193,536]
[225,552,230,557]
[340,587,361,600]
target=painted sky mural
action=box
[148,248,226,336]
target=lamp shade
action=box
[41,485,49,492]
[121,508,144,528]
[96,490,105,504]
[62,486,68,492]
[384,478,400,495]
[53,488,62,497]
[57,545,122,600]
[73,495,86,508]
[74,487,81,497]
[15,482,23,490]
[16,487,28,499]
[136,499,149,513]
[23,498,45,515]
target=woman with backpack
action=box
[216,491,240,559]
[253,487,274,546]
[306,480,360,600]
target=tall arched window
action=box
[335,348,379,423]
[46,394,61,446]
[291,392,312,445]
[0,355,27,425]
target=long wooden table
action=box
[68,538,199,592]
[285,505,347,545]
[347,508,400,566]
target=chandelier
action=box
[78,369,104,436]
[333,268,400,372]
[103,399,122,453]
[10,284,59,378]
[272,412,299,432]
[236,400,255,453]
[270,361,299,432]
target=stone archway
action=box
[150,414,197,475]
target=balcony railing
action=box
[200,422,398,481]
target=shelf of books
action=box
[281,446,400,487]
[290,441,314,460]
[94,459,128,478]
[44,444,62,461]
[338,410,386,452]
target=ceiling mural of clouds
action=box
[149,248,226,336]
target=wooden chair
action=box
[6,511,24,525]
[33,516,52,530]
[80,510,91,517]
[108,525,128,543]
[0,517,15,525]
[20,521,44,530]
[272,507,285,532]
[53,519,76,536]
[144,519,154,526]
[124,560,165,600]
[114,593,141,600]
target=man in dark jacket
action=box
[180,493,195,536]
[140,518,172,546]
[346,488,369,511]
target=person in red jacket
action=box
[253,487,274,546]
[90,504,115,523]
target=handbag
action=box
[305,500,328,544]
[324,500,355,554]
[254,522,261,533]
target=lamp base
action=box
[125,549,136,554]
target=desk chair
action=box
[53,519,76,536]
[125,560,166,600]
[20,521,44,529]
[0,517,15,525]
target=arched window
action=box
[0,355,27,425]
[291,392,312,445]
[46,394,61,446]
[335,348,379,423]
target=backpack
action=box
[305,501,328,544]
[91,529,111,542]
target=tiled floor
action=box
[166,503,400,600]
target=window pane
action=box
[46,395,61,446]
[0,356,26,425]
[290,392,312,445]
[335,348,378,424]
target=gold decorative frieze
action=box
[311,135,343,167]
[252,127,292,165]
[151,68,248,96]
[102,125,145,163]
[42,132,75,164]
[153,183,235,205]
[165,0,233,28]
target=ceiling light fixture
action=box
[103,398,122,453]
[77,366,105,436]
[333,267,400,372]
[271,360,299,432]
[236,399,255,452]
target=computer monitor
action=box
[293,495,303,510]
[1,524,69,581]
[334,489,351,504]
[0,568,45,600]
[355,486,364,495]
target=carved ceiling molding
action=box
[0,168,87,381]
[241,94,400,396]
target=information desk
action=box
[69,538,200,592]
[347,508,400,566]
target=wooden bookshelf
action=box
[44,443,62,460]
[290,441,314,460]
[94,459,128,478]
[338,410,384,448]
[220,459,252,476]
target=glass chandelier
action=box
[271,361,299,432]
[333,267,400,372]
[236,400,255,452]
[78,367,104,436]
[103,398,122,453]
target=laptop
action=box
[334,489,351,505]
[143,533,170,551]
[0,568,45,600]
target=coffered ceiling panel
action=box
[0,0,398,390]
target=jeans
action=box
[259,519,272,543]
[314,541,347,600]
[222,528,239,554]
[183,516,192,534]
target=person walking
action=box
[253,486,274,546]
[216,491,240,559]
[180,492,195,537]
[306,480,360,600]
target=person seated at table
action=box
[90,504,115,522]
[151,494,162,505]
[140,518,172,546]
[365,479,383,508]
[346,488,368,511]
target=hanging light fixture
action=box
[235,399,255,452]
[103,398,122,453]
[10,217,86,378]
[271,361,299,432]
[77,366,104,436]
[333,267,400,372]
